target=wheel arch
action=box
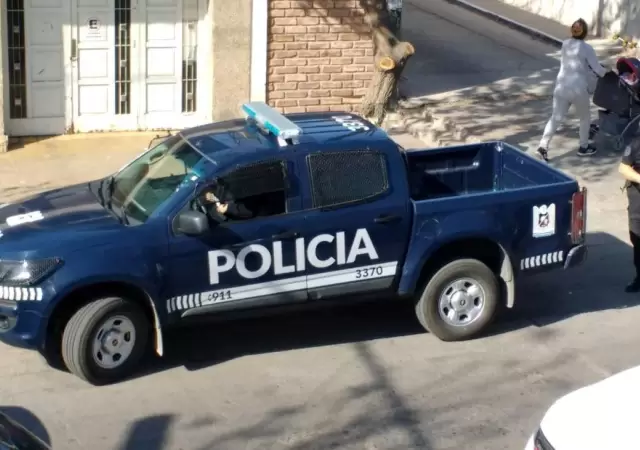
[414,237,515,308]
[44,280,164,362]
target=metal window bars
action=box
[115,0,131,115]
[181,0,198,113]
[6,0,27,119]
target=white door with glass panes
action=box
[70,0,210,132]
[3,0,72,136]
[72,0,138,132]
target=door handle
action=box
[374,214,401,224]
[70,38,77,61]
[272,230,299,240]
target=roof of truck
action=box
[179,106,393,167]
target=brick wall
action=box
[267,0,374,114]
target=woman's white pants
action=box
[539,90,591,149]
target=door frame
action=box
[2,0,74,136]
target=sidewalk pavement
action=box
[0,133,157,202]
[442,0,570,46]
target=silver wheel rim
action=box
[91,315,136,370]
[438,278,486,327]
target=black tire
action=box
[61,297,150,385]
[415,258,499,341]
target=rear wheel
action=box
[61,297,149,385]
[415,258,499,341]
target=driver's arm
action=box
[224,200,253,220]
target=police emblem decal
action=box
[532,203,556,238]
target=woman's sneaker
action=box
[535,147,549,162]
[577,144,597,157]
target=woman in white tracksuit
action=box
[536,18,609,162]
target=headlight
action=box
[0,258,63,286]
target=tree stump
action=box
[358,4,415,125]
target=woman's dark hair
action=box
[570,18,588,40]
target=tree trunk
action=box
[358,1,414,125]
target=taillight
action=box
[571,187,587,244]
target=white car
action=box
[526,364,640,449]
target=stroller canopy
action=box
[617,57,640,77]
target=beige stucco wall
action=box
[210,0,253,121]
[500,0,640,39]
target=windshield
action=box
[108,134,211,223]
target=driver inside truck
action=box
[199,185,254,221]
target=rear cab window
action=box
[306,150,390,209]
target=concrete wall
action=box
[211,0,253,121]
[499,0,640,39]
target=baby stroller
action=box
[589,57,640,151]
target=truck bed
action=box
[404,141,574,201]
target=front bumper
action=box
[563,244,587,270]
[0,302,44,350]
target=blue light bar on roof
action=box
[242,102,303,141]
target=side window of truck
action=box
[192,160,289,222]
[306,150,389,209]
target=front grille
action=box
[534,428,555,450]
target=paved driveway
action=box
[1,3,639,449]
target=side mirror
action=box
[175,210,210,236]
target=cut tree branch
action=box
[358,0,414,124]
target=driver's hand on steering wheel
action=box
[205,192,218,203]
[215,202,228,214]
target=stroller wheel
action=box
[589,123,599,140]
[614,136,625,152]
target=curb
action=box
[442,0,563,48]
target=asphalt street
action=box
[2,2,639,450]
[401,0,561,98]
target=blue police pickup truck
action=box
[0,102,587,385]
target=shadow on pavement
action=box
[132,232,638,383]
[118,339,437,450]
[117,414,173,450]
[155,300,424,372]
[0,406,51,448]
[501,231,639,332]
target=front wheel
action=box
[415,258,500,341]
[61,297,150,385]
